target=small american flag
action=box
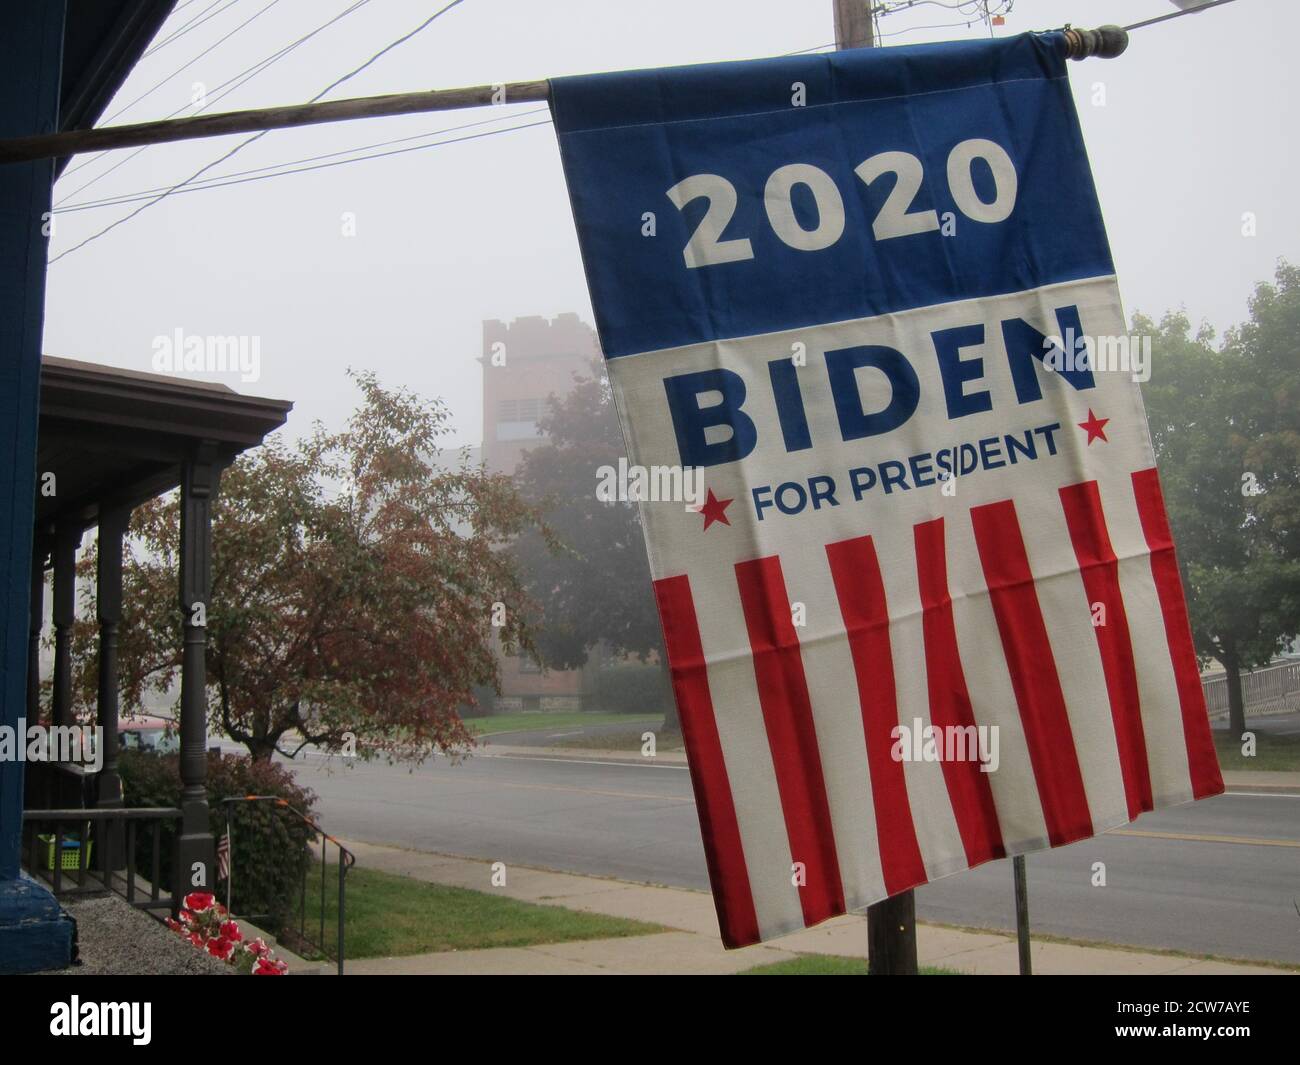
[216,826,231,883]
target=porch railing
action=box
[20,807,182,912]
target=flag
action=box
[550,32,1223,948]
[216,825,230,884]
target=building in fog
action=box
[479,313,601,710]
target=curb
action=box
[478,744,689,766]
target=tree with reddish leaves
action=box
[71,371,545,762]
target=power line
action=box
[102,0,285,126]
[876,1,1001,15]
[312,0,467,99]
[50,0,470,263]
[784,42,837,55]
[59,118,551,209]
[141,0,241,60]
[55,108,549,213]
[1124,0,1242,33]
[56,0,375,198]
[876,18,983,38]
[873,0,1013,37]
[186,0,376,114]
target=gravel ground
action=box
[40,894,231,976]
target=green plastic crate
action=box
[35,833,92,872]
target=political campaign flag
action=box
[549,31,1222,948]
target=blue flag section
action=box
[550,33,1222,950]
[550,32,1113,359]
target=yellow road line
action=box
[1108,828,1300,849]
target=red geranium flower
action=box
[252,957,286,975]
[206,937,235,961]
[183,891,216,913]
[219,920,243,943]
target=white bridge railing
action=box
[1202,660,1300,717]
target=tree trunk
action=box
[661,698,679,735]
[1224,651,1247,739]
[247,735,276,763]
[657,660,679,734]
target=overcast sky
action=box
[42,0,1294,450]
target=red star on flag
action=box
[695,488,733,530]
[1078,408,1109,445]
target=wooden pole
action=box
[868,889,919,976]
[0,80,551,166]
[832,1,921,978]
[0,29,1127,167]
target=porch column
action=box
[50,521,79,730]
[26,534,47,722]
[175,444,221,895]
[96,506,128,870]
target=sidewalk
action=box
[1221,770,1300,793]
[333,838,1287,976]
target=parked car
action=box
[118,715,180,755]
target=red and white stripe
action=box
[655,468,1222,948]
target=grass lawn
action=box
[467,711,655,737]
[558,729,685,753]
[1212,729,1300,772]
[302,863,664,959]
[740,955,961,975]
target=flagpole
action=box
[222,798,232,916]
[1013,854,1032,975]
[832,2,921,977]
[0,28,1126,167]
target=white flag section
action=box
[550,32,1222,948]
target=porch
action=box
[18,355,290,940]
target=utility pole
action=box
[834,0,875,49]
[831,0,918,976]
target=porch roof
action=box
[36,355,293,531]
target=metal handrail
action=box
[219,795,355,975]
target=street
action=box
[285,739,1300,966]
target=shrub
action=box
[593,661,671,715]
[459,684,499,718]
[119,750,318,934]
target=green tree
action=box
[511,362,675,728]
[1139,261,1300,736]
[71,371,543,761]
